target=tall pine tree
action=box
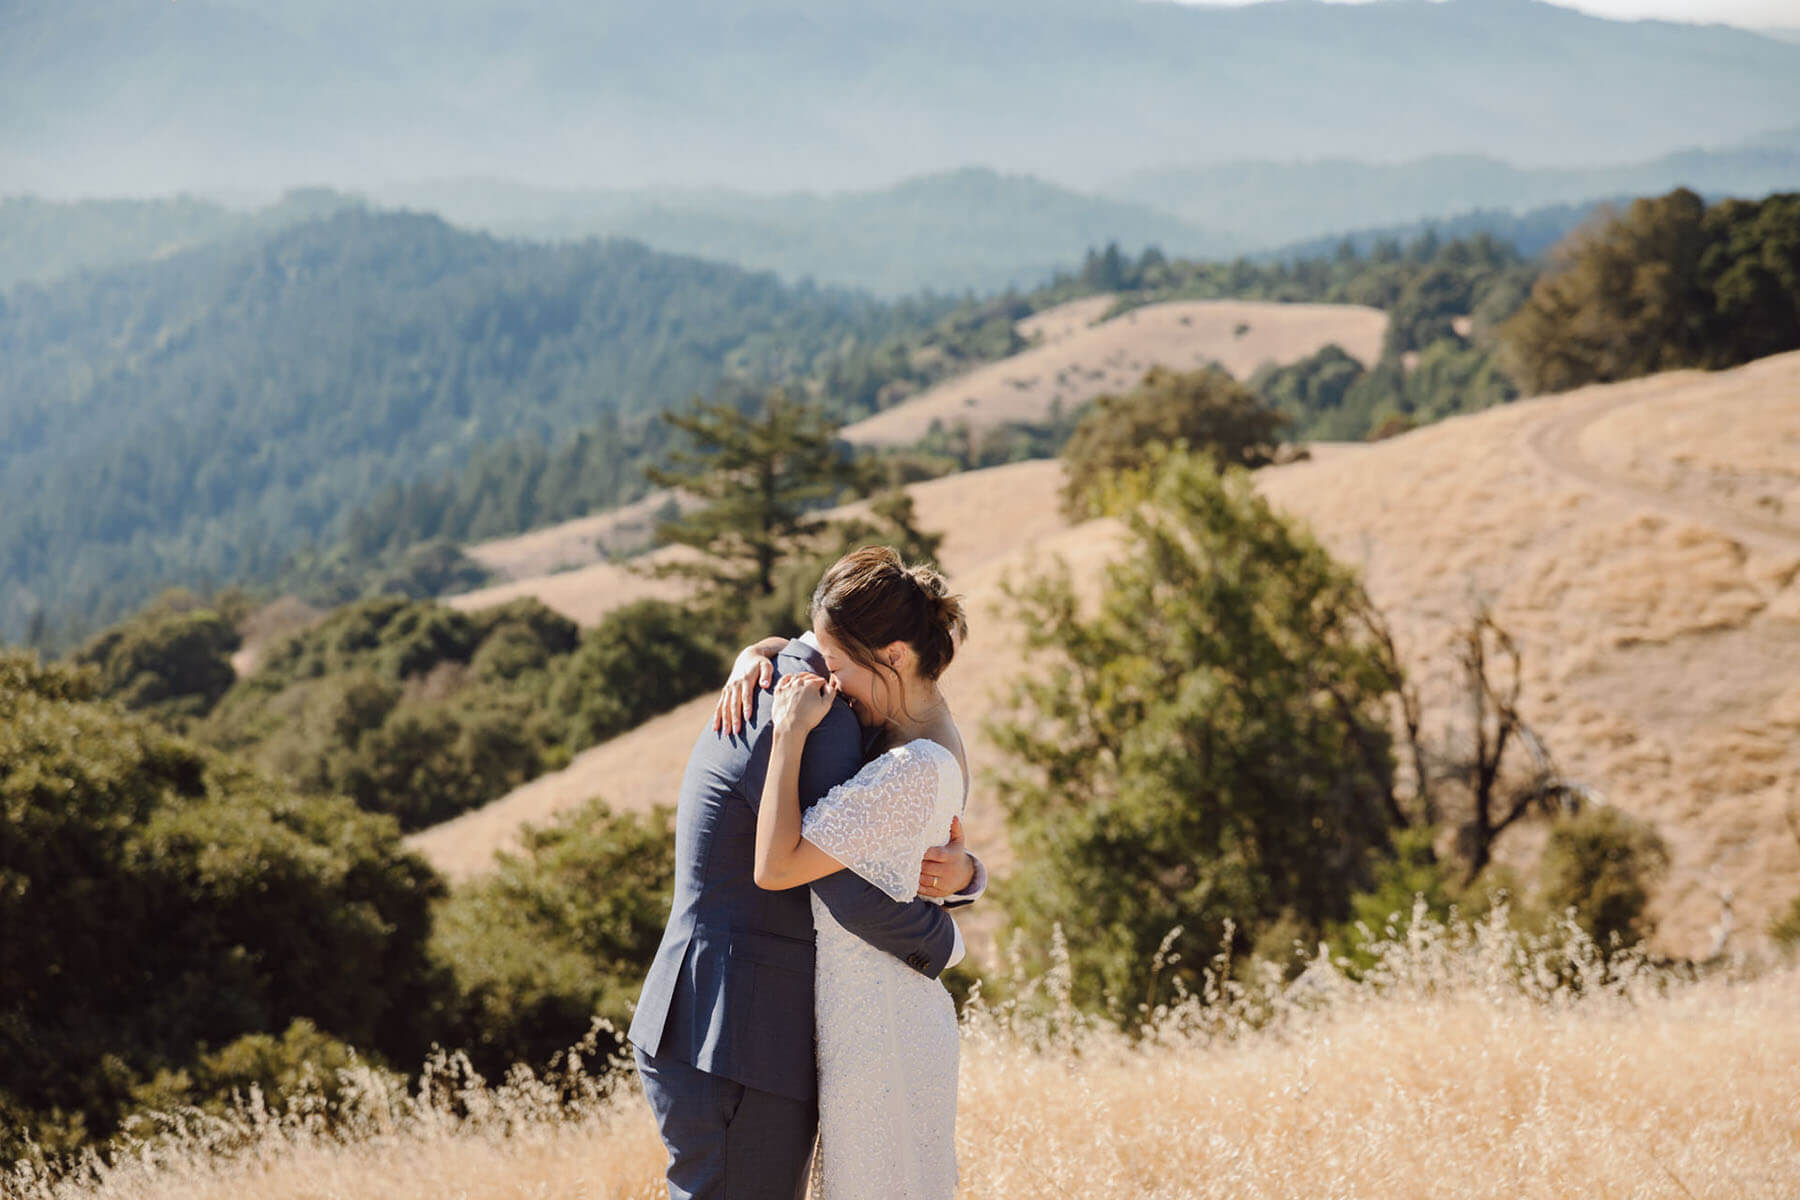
[644,390,863,602]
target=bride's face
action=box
[811,618,899,729]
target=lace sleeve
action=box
[802,741,944,902]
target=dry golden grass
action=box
[13,911,1797,1200]
[462,490,700,583]
[228,595,326,677]
[440,550,694,626]
[1257,350,1800,958]
[839,298,1388,446]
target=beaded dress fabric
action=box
[802,737,965,1200]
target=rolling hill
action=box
[408,350,1800,961]
[838,296,1389,446]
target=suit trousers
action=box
[635,1045,819,1200]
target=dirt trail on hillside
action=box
[1259,351,1800,958]
[1526,366,1800,557]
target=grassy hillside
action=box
[0,209,921,646]
[838,297,1388,446]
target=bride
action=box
[720,545,968,1200]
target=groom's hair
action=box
[810,546,967,694]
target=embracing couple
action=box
[628,545,981,1200]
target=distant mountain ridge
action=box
[376,169,1230,296]
[1116,135,1800,246]
[6,0,1799,196]
[0,188,362,291]
[9,134,1794,301]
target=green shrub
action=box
[429,800,676,1076]
[0,651,445,1164]
[202,596,578,829]
[1767,895,1800,950]
[1322,825,1463,971]
[69,595,240,727]
[1059,365,1286,519]
[546,600,725,750]
[1534,806,1669,950]
[125,1019,383,1123]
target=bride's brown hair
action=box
[810,546,967,716]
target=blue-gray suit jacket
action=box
[627,637,963,1103]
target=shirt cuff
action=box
[946,920,966,970]
[948,855,986,905]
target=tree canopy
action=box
[988,451,1404,1010]
[1500,189,1800,393]
[0,651,445,1162]
[1059,366,1287,518]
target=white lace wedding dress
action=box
[802,737,965,1200]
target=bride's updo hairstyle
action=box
[810,546,967,695]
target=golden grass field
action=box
[14,910,1797,1200]
[838,296,1388,446]
[411,349,1800,965]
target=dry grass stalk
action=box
[10,906,1796,1200]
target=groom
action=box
[629,632,983,1200]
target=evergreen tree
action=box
[643,390,864,612]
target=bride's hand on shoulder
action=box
[712,636,786,734]
[771,672,838,735]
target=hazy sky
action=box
[1176,0,1800,29]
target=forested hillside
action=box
[0,209,936,646]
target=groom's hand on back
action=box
[917,815,975,899]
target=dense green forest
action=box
[1264,197,1616,264]
[1499,189,1800,392]
[316,295,1026,579]
[0,209,962,648]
